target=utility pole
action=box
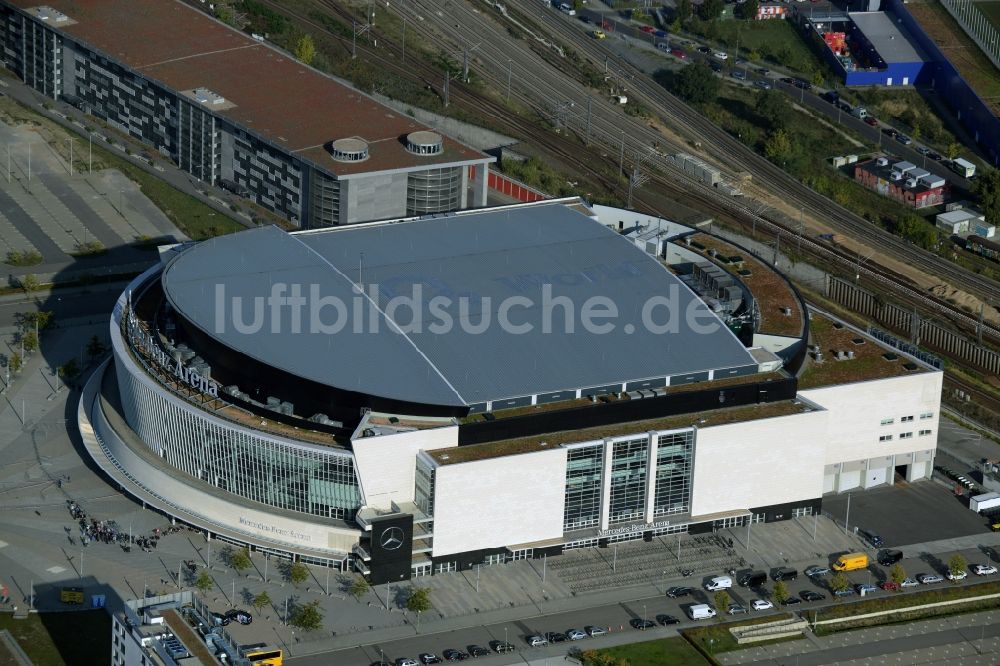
[443,70,450,108]
[844,493,852,535]
[462,48,469,83]
[506,59,513,103]
[586,96,592,144]
[773,233,780,266]
[618,131,625,177]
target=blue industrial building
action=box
[811,11,929,86]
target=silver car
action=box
[918,573,943,584]
[567,629,586,641]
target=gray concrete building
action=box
[0,0,493,227]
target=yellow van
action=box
[832,553,869,572]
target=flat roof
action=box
[162,201,758,408]
[849,12,925,64]
[6,0,487,176]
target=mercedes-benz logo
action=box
[379,526,404,551]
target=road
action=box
[0,282,124,329]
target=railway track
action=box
[248,0,1000,345]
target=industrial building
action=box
[79,199,942,584]
[853,157,948,208]
[811,10,928,86]
[0,0,493,226]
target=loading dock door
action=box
[866,467,887,488]
[839,470,862,492]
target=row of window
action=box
[879,429,933,442]
[880,412,934,426]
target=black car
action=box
[858,529,884,548]
[468,645,489,657]
[916,146,931,156]
[793,79,812,90]
[667,586,693,598]
[630,618,656,630]
[773,568,798,581]
[210,611,230,626]
[800,590,826,602]
[782,596,803,605]
[224,609,252,626]
[881,127,899,138]
[878,549,903,566]
[656,614,680,625]
[442,649,468,662]
[821,90,839,104]
[698,46,711,54]
[739,571,768,588]
[928,151,943,161]
[780,77,795,84]
[489,641,514,654]
[545,633,567,644]
[420,655,442,665]
[710,62,722,73]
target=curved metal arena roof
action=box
[162,203,758,409]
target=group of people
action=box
[65,499,168,552]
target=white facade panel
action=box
[352,426,458,510]
[689,409,829,517]
[799,372,942,466]
[432,447,567,557]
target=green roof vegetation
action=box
[798,314,927,389]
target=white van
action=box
[705,575,733,591]
[559,3,577,15]
[688,604,717,620]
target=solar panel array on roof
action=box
[162,202,759,407]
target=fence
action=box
[825,276,1000,375]
[481,168,548,203]
[813,592,1000,627]
[939,0,1000,72]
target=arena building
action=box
[79,199,942,583]
[0,0,493,226]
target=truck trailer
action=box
[971,492,1000,513]
[950,157,976,178]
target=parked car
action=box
[585,626,607,637]
[800,590,826,602]
[210,612,230,627]
[526,636,548,647]
[710,62,723,73]
[877,550,904,566]
[713,51,729,60]
[698,46,712,54]
[793,78,812,90]
[916,146,931,155]
[773,568,798,581]
[754,79,772,90]
[727,603,748,615]
[640,25,656,33]
[805,566,830,577]
[657,614,680,625]
[947,570,968,581]
[856,583,879,595]
[545,632,567,643]
[900,578,920,588]
[731,70,747,81]
[864,116,878,127]
[468,646,489,658]
[821,90,839,104]
[670,47,687,59]
[858,529,884,548]
[833,587,856,597]
[419,655,442,665]
[224,609,252,626]
[591,29,606,39]
[442,649,468,662]
[880,581,900,591]
[667,586,693,598]
[975,564,998,576]
[752,599,774,611]
[397,659,419,666]
[895,134,913,145]
[782,596,803,606]
[629,619,656,630]
[490,641,515,653]
[927,151,943,161]
[918,573,943,584]
[882,127,899,138]
[656,42,670,52]
[654,29,669,37]
[566,629,586,641]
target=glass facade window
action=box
[563,444,604,530]
[609,437,648,525]
[406,167,462,214]
[653,430,694,517]
[414,456,435,517]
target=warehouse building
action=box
[854,157,948,208]
[0,0,493,226]
[812,10,929,86]
[79,199,942,583]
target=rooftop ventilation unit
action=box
[33,6,70,22]
[405,130,444,156]
[330,137,369,163]
[875,156,889,167]
[192,87,226,106]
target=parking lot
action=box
[823,481,990,547]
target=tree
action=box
[289,599,324,631]
[699,0,724,20]
[890,563,907,586]
[830,572,850,593]
[676,0,693,22]
[58,359,79,382]
[230,547,252,574]
[252,590,272,613]
[735,0,759,20]
[948,553,968,577]
[764,128,793,161]
[714,590,731,613]
[406,587,432,614]
[8,352,22,375]
[897,215,938,249]
[974,168,1000,228]
[294,34,316,66]
[669,62,719,105]
[289,561,309,587]
[349,577,371,599]
[86,335,106,361]
[945,142,961,160]
[756,89,788,130]
[22,331,38,354]
[195,569,213,593]
[773,580,790,604]
[20,311,53,331]
[18,274,38,294]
